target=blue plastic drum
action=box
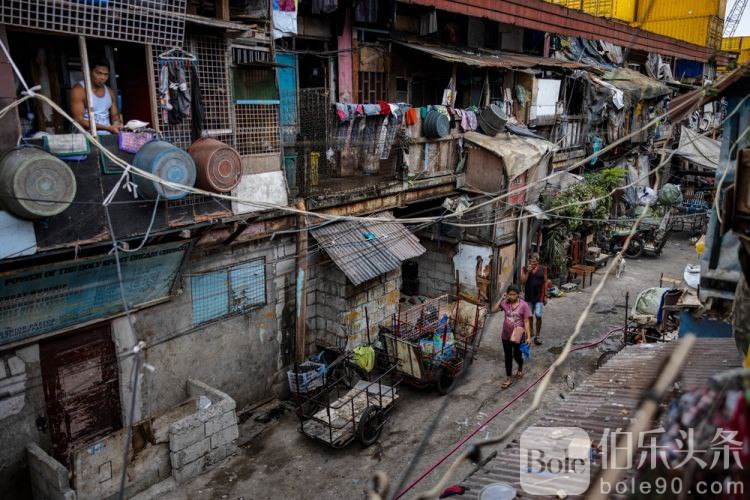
[132,140,196,200]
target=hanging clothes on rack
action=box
[157,47,203,129]
[190,64,205,141]
[168,63,191,125]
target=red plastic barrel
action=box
[187,138,242,193]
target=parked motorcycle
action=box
[603,212,672,259]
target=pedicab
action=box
[378,294,484,395]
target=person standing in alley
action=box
[521,252,547,346]
[499,285,532,389]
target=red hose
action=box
[393,327,621,499]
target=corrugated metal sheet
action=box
[309,212,426,286]
[639,15,724,49]
[545,0,636,22]
[460,338,743,498]
[635,0,726,22]
[391,40,591,71]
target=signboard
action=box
[0,241,191,346]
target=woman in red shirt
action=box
[499,285,532,389]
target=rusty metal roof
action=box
[391,40,591,71]
[309,212,426,286]
[460,338,743,498]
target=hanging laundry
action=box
[404,107,418,126]
[377,100,391,115]
[363,104,381,116]
[189,64,205,142]
[160,63,192,125]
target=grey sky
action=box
[727,0,750,37]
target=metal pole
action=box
[295,199,308,363]
[625,291,629,331]
[78,36,98,138]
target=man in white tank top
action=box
[70,60,122,135]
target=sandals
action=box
[515,370,524,380]
[534,337,543,346]
[501,378,514,389]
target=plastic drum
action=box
[132,140,196,200]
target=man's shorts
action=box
[527,301,544,318]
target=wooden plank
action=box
[216,0,230,21]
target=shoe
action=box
[501,378,513,389]
[534,337,543,346]
[515,370,524,379]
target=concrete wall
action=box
[132,237,296,417]
[307,258,401,349]
[27,443,75,500]
[169,380,239,483]
[0,344,51,497]
[412,240,456,298]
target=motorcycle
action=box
[603,212,672,259]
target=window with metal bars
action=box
[190,258,266,325]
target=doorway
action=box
[40,324,122,465]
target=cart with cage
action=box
[295,350,401,448]
[378,294,484,395]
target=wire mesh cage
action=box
[1,0,187,45]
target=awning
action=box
[309,213,426,286]
[524,204,550,220]
[676,126,720,169]
[391,39,590,71]
[599,67,671,102]
[463,131,557,180]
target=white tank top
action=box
[78,81,112,127]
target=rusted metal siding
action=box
[310,212,426,285]
[460,338,742,497]
[398,0,713,62]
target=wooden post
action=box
[295,199,308,363]
[215,0,230,20]
[78,36,98,138]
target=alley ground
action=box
[157,233,697,500]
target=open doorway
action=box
[7,30,153,137]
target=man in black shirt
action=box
[521,252,548,345]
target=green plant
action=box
[541,226,568,277]
[551,167,626,229]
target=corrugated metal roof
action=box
[461,338,743,498]
[309,212,426,286]
[391,40,592,71]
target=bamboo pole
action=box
[78,36,98,138]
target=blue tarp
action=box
[675,60,703,79]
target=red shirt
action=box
[500,299,531,341]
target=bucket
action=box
[0,147,76,219]
[187,138,242,193]
[132,140,196,200]
[422,109,450,138]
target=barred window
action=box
[191,258,266,325]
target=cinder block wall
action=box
[414,241,456,298]
[307,261,401,350]
[169,380,239,483]
[26,444,75,500]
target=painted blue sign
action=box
[0,241,190,346]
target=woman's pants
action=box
[502,339,523,377]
